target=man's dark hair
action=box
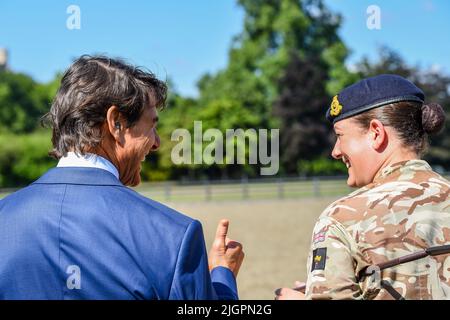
[43,55,167,159]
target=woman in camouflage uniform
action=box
[276,74,449,300]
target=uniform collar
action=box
[373,159,432,183]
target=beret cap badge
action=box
[330,95,343,117]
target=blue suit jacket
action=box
[0,167,238,300]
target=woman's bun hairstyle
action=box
[422,103,445,135]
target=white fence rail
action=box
[135,176,353,202]
[2,173,449,202]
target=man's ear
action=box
[368,119,387,151]
[105,106,125,145]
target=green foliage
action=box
[0,71,60,134]
[190,0,352,178]
[1,4,449,187]
[298,157,347,176]
[274,53,332,173]
[0,131,56,187]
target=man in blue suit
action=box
[0,55,244,299]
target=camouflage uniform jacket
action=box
[305,160,450,300]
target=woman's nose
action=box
[331,141,342,160]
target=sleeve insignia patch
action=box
[311,247,327,272]
[312,226,328,245]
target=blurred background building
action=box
[0,48,7,70]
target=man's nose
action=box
[151,133,160,151]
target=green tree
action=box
[274,53,332,173]
[0,131,56,187]
[0,70,60,133]
[194,0,355,177]
[0,70,61,187]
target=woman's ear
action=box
[105,106,125,145]
[369,119,387,151]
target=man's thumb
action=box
[214,219,229,247]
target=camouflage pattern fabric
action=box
[305,160,450,300]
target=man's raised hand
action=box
[208,219,244,278]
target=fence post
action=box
[242,176,249,200]
[313,177,321,197]
[164,183,171,201]
[204,180,211,201]
[277,178,284,199]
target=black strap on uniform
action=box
[357,244,450,300]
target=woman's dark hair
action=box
[353,101,445,155]
[42,55,167,159]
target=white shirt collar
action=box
[57,152,119,180]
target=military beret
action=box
[326,74,425,123]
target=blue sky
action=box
[0,0,449,97]
[325,0,450,72]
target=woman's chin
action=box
[346,174,357,188]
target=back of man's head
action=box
[43,55,167,159]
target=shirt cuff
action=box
[211,266,238,300]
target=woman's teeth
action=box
[343,157,351,168]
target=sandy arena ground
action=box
[165,197,340,300]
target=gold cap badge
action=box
[330,95,343,117]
